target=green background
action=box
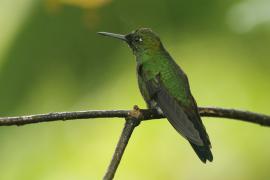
[0,0,270,179]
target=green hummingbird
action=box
[98,28,213,163]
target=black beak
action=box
[97,32,127,42]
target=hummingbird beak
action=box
[97,32,127,42]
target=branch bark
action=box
[103,117,140,180]
[0,107,269,126]
[1,106,270,180]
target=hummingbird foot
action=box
[149,100,164,115]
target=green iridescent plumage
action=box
[98,28,213,163]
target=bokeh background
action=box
[0,0,270,179]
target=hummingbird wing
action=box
[145,75,204,146]
[146,75,213,162]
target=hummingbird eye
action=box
[134,36,143,43]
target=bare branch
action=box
[103,117,140,180]
[198,107,270,126]
[0,110,128,126]
[0,107,269,127]
[1,106,269,180]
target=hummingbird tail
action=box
[189,142,213,163]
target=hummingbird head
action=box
[98,28,163,54]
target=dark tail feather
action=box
[189,142,213,163]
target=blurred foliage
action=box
[0,0,270,179]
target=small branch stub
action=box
[128,105,144,122]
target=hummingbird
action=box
[98,28,213,163]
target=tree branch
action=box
[103,117,140,180]
[0,107,269,126]
[1,106,270,180]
